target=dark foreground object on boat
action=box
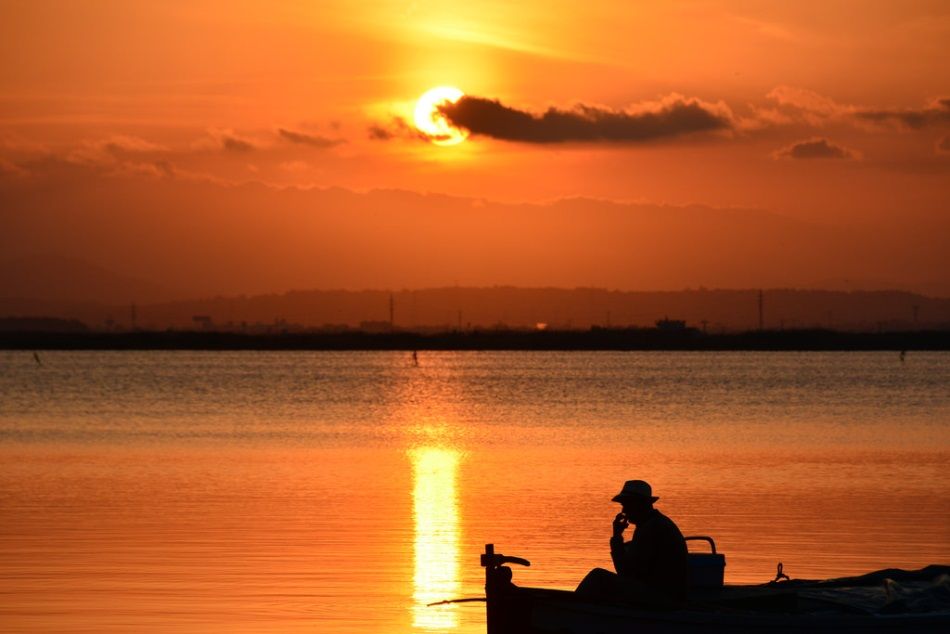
[480,544,950,633]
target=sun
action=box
[414,86,468,146]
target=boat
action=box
[477,542,950,633]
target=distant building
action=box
[192,315,214,330]
[655,317,687,331]
[359,320,392,333]
[318,323,351,333]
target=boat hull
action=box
[491,587,949,633]
[480,545,949,633]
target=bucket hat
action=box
[611,479,659,503]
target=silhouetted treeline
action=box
[2,328,948,351]
[0,317,88,333]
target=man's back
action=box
[613,508,688,601]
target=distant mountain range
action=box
[2,170,947,296]
[1,259,947,332]
[0,255,180,304]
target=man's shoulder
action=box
[648,509,685,538]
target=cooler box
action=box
[685,536,725,588]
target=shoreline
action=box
[2,329,949,351]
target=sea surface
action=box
[1,351,948,633]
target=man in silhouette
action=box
[576,480,688,605]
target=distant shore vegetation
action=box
[1,320,947,351]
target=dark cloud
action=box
[100,135,164,155]
[107,159,178,179]
[774,137,857,160]
[854,97,950,129]
[368,124,394,140]
[91,135,166,154]
[221,135,255,152]
[764,88,950,135]
[277,128,340,148]
[368,118,421,141]
[436,94,733,143]
[0,158,30,179]
[0,153,181,184]
[153,160,176,177]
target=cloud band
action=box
[437,94,733,143]
[774,137,858,160]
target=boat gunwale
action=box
[496,583,950,627]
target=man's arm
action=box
[610,513,628,574]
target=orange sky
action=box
[1,1,948,295]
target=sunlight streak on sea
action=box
[411,446,462,630]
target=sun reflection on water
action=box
[410,446,461,630]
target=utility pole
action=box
[389,294,395,330]
[758,290,764,330]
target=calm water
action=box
[1,351,948,633]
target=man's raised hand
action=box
[612,512,628,538]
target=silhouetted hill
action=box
[0,255,179,305]
[2,167,947,296]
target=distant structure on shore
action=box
[655,317,687,331]
[0,317,88,333]
[192,315,214,330]
[2,287,949,334]
[359,320,393,334]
